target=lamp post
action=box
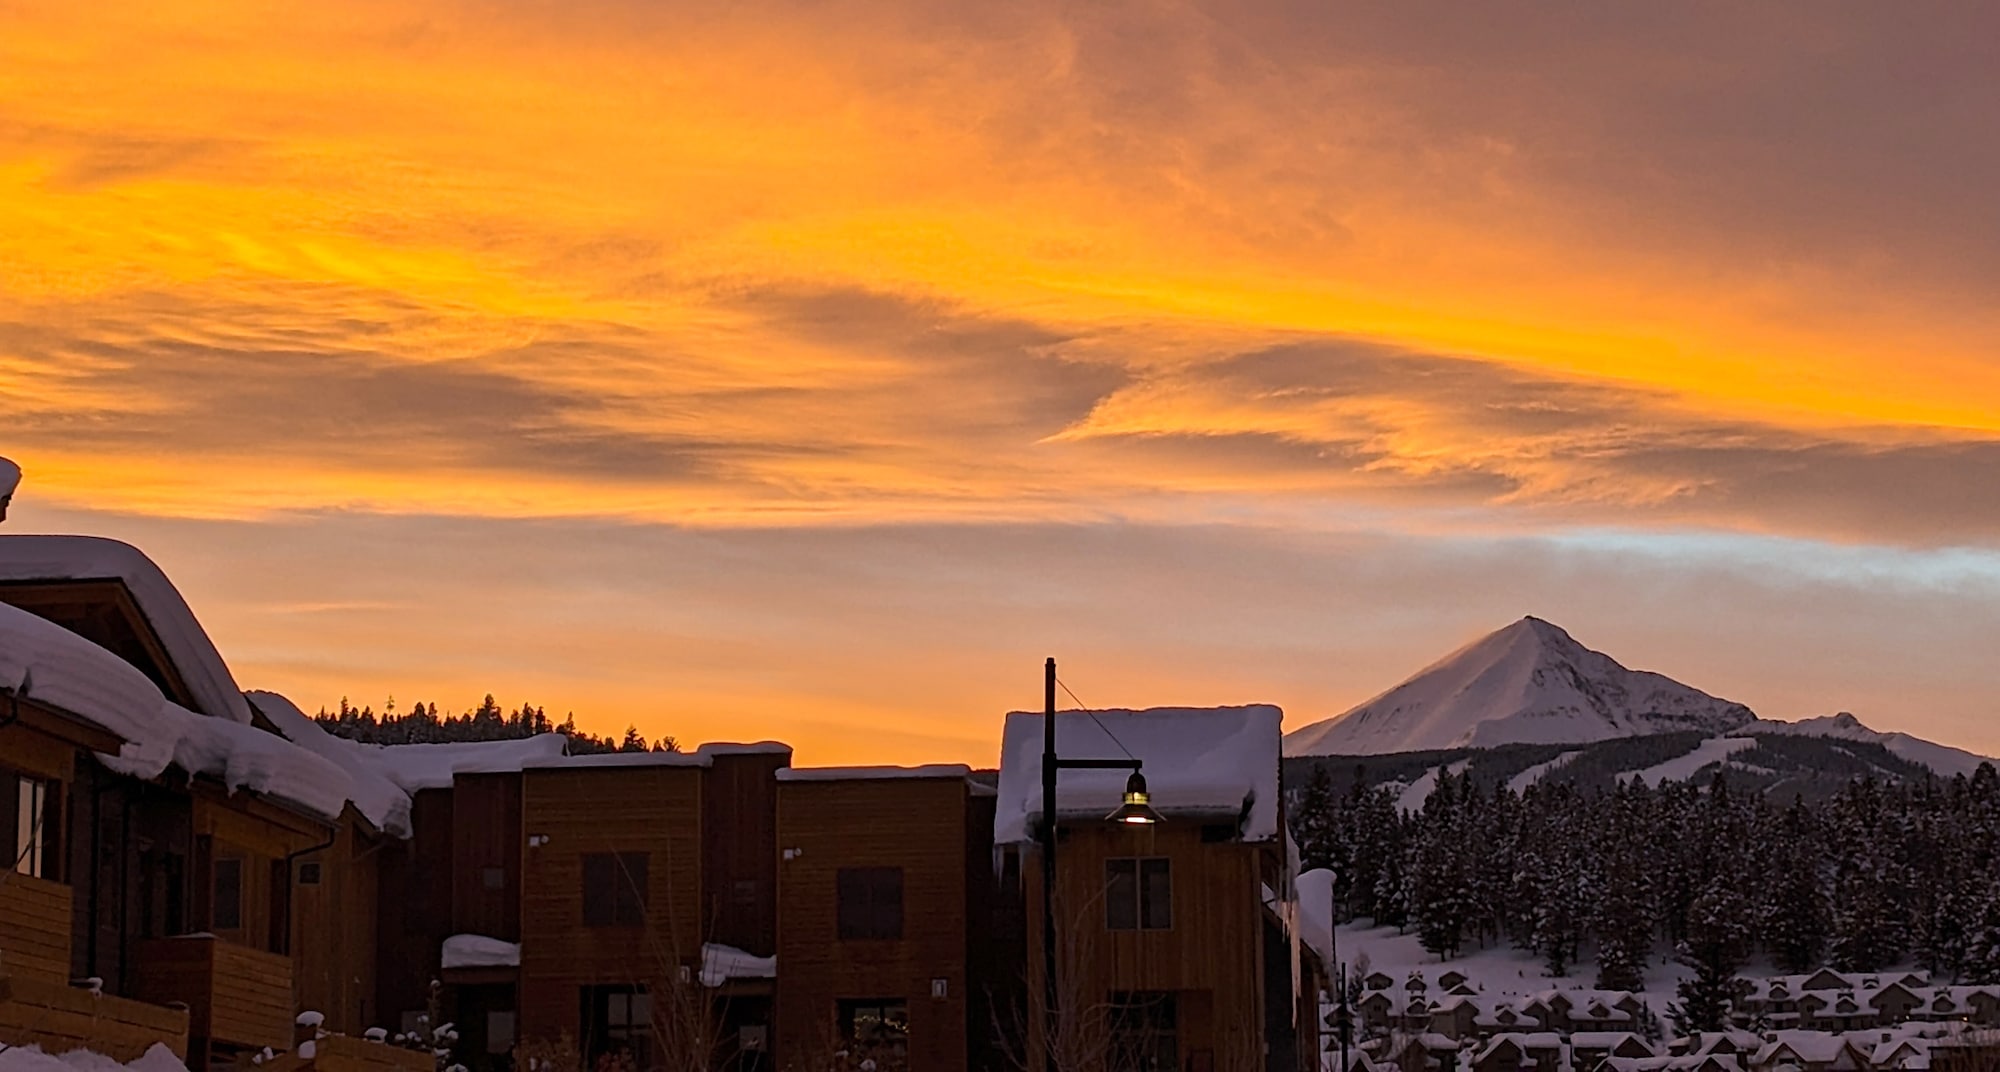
[1039,657,1163,1072]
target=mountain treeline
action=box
[312,694,678,754]
[1291,760,2000,1031]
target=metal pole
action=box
[1041,656,1059,1072]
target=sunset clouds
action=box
[4,0,1998,758]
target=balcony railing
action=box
[131,935,294,1052]
[0,873,74,984]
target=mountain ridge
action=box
[1285,616,1757,756]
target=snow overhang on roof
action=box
[523,750,712,769]
[0,535,252,724]
[993,704,1284,846]
[0,608,351,822]
[695,741,793,758]
[776,763,974,783]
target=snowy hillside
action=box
[1285,617,1755,756]
[1759,712,1994,779]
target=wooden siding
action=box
[1021,823,1275,1072]
[131,934,295,1051]
[0,709,98,782]
[0,971,190,1061]
[701,751,788,958]
[376,789,454,1028]
[517,764,706,1045]
[293,815,383,1036]
[775,776,972,1072]
[0,873,74,984]
[450,771,523,943]
[256,1034,435,1072]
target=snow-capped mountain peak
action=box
[1283,616,1757,756]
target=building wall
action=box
[378,788,455,1030]
[452,772,524,943]
[702,751,790,958]
[1021,822,1272,1072]
[293,815,383,1035]
[775,776,973,1072]
[517,763,707,1046]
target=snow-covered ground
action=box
[1630,736,1755,787]
[1331,921,1692,1015]
[1396,760,1473,812]
[1508,750,1581,793]
[0,1046,188,1072]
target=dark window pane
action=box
[583,852,649,927]
[213,857,243,930]
[837,867,904,940]
[1140,859,1172,930]
[1106,859,1138,931]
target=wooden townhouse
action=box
[0,535,410,1069]
[770,764,1008,1072]
[995,704,1325,1072]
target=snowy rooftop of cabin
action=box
[777,763,972,782]
[994,704,1283,845]
[0,535,252,724]
[0,578,354,823]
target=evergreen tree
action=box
[1671,878,1753,1033]
[1764,798,1831,974]
[1593,783,1654,991]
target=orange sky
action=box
[5,0,2000,762]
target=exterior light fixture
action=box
[1106,770,1164,825]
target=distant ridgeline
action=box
[312,694,678,754]
[1287,736,2000,1018]
[1284,729,1943,802]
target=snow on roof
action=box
[1572,1032,1645,1048]
[1297,868,1335,967]
[995,705,1283,845]
[523,750,710,770]
[695,741,793,757]
[0,535,252,724]
[442,934,521,970]
[777,764,974,782]
[249,691,415,836]
[1756,1032,1858,1066]
[2,603,348,820]
[354,735,572,790]
[1,599,179,775]
[100,702,354,822]
[701,942,776,987]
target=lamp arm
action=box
[1053,758,1143,771]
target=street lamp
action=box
[1039,657,1160,1072]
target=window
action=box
[582,852,648,927]
[837,867,904,940]
[12,777,47,878]
[1108,992,1178,1072]
[298,861,323,886]
[583,985,651,1070]
[486,1011,516,1056]
[838,999,908,1067]
[482,866,506,891]
[213,857,244,930]
[1105,858,1171,931]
